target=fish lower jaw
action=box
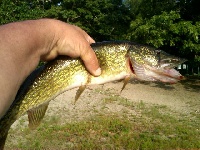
[133,68,182,83]
[140,65,183,83]
[152,69,183,83]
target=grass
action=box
[6,95,200,150]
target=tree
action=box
[123,0,142,18]
[0,0,45,25]
[44,0,132,41]
[127,0,176,19]
[0,0,132,41]
[125,0,200,63]
[128,11,200,62]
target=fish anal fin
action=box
[27,102,49,130]
[121,76,131,93]
[74,85,86,104]
[0,131,8,150]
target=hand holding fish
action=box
[0,19,100,119]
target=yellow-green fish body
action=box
[0,41,185,149]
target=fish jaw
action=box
[128,57,184,83]
[126,44,186,83]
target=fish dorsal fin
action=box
[27,102,49,130]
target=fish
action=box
[0,41,185,149]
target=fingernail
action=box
[94,68,101,76]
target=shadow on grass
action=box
[129,80,176,90]
[129,75,200,92]
[179,75,200,92]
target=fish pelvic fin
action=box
[0,131,8,150]
[27,102,49,130]
[74,85,86,104]
[120,76,131,93]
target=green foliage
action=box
[44,0,132,41]
[128,11,200,61]
[0,0,45,24]
[138,0,176,19]
[123,0,142,18]
[0,0,131,41]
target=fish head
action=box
[127,44,186,83]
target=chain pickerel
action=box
[0,41,186,148]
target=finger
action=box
[87,35,95,44]
[81,31,95,43]
[81,46,101,76]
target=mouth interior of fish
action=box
[128,58,185,83]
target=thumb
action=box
[80,45,101,76]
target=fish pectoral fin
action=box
[121,76,131,93]
[27,102,49,130]
[0,131,8,150]
[74,85,86,104]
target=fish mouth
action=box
[128,58,185,83]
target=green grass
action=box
[6,97,200,150]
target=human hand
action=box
[40,19,101,76]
